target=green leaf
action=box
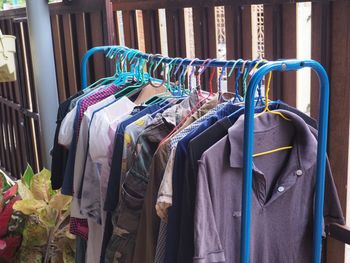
[13,199,46,215]
[22,221,48,247]
[17,180,34,200]
[30,169,52,202]
[21,165,34,188]
[49,193,72,211]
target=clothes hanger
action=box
[112,49,149,98]
[249,59,268,106]
[187,58,199,93]
[252,67,293,157]
[146,57,188,106]
[170,58,189,97]
[82,47,127,90]
[218,60,230,97]
[196,58,213,98]
[254,68,291,121]
[242,60,258,98]
[147,54,166,88]
[226,59,244,102]
[142,57,175,105]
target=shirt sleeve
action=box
[89,113,111,164]
[58,105,77,147]
[324,156,345,225]
[156,148,175,221]
[194,159,225,263]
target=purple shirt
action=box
[194,110,344,263]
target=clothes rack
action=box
[80,46,330,263]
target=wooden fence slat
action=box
[325,2,350,263]
[103,0,117,46]
[311,2,330,120]
[7,20,23,176]
[0,80,11,173]
[264,4,282,100]
[225,5,242,92]
[62,13,78,97]
[75,13,89,90]
[14,22,31,172]
[22,21,39,113]
[193,7,217,91]
[90,12,107,81]
[122,10,138,49]
[143,9,161,54]
[166,8,187,58]
[281,4,297,107]
[22,20,42,172]
[113,11,121,46]
[2,21,17,177]
[241,5,252,60]
[207,6,217,92]
[0,100,6,169]
[51,15,67,102]
[0,92,14,176]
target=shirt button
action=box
[296,170,303,177]
[278,186,285,192]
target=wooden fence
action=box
[1,0,350,262]
[0,0,114,176]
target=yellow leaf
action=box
[65,228,76,240]
[17,180,34,200]
[49,193,72,211]
[30,169,52,202]
[13,199,46,215]
[38,207,58,228]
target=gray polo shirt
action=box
[194,110,344,263]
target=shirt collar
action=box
[228,109,317,173]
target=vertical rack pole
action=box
[26,0,59,167]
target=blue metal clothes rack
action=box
[81,47,330,263]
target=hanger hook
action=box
[148,54,166,88]
[218,60,231,94]
[188,58,200,91]
[198,58,213,76]
[147,53,162,73]
[153,56,167,74]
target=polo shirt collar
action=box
[228,109,317,173]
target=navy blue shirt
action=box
[165,103,242,263]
